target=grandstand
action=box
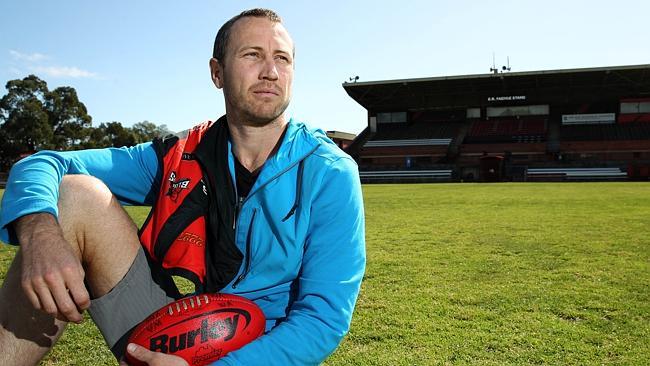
[343,64,650,183]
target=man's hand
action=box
[15,213,90,323]
[121,343,189,366]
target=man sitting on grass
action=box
[0,8,365,366]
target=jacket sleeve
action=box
[0,142,159,245]
[216,156,366,365]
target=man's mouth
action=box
[253,90,279,97]
[252,86,280,97]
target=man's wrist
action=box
[14,212,58,246]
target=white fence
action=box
[526,168,626,180]
[364,139,452,147]
[359,169,453,182]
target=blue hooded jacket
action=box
[0,119,366,365]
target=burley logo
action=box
[149,310,247,353]
[167,171,191,201]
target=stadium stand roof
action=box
[326,131,357,141]
[343,64,650,111]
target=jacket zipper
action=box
[232,208,256,289]
[233,196,244,230]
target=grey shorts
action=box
[87,247,182,360]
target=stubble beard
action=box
[244,98,290,126]
[220,66,293,126]
[227,91,291,127]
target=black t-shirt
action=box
[234,157,260,198]
[233,126,286,199]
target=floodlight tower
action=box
[490,53,499,74]
[490,54,512,74]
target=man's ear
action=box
[209,58,223,89]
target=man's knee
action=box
[56,175,133,257]
[55,175,141,296]
[57,175,121,230]
[58,175,113,211]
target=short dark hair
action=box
[212,8,283,64]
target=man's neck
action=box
[228,115,288,173]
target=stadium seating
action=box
[460,142,546,154]
[361,122,460,153]
[465,118,547,143]
[618,113,650,123]
[352,113,649,184]
[559,140,650,152]
[560,122,650,141]
[371,121,461,141]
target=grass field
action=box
[1,183,649,365]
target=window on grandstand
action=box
[466,108,481,119]
[377,112,407,124]
[621,102,650,113]
[487,105,549,117]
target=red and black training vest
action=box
[138,117,243,292]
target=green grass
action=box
[1,183,649,365]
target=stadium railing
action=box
[359,169,453,183]
[364,138,452,147]
[526,167,627,181]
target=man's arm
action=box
[0,143,159,244]
[0,143,160,322]
[217,157,366,365]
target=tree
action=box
[98,121,137,148]
[0,75,52,169]
[2,98,51,151]
[45,86,92,150]
[1,74,172,169]
[131,120,172,143]
[0,75,48,110]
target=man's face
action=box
[211,17,294,126]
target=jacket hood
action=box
[227,118,330,194]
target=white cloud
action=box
[8,50,99,79]
[31,66,97,78]
[9,67,21,75]
[9,50,48,62]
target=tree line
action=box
[0,75,172,170]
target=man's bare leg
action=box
[0,175,142,365]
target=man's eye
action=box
[244,52,259,58]
[275,55,290,63]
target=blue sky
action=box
[1,1,649,135]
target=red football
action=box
[126,293,266,366]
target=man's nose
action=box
[260,57,279,81]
